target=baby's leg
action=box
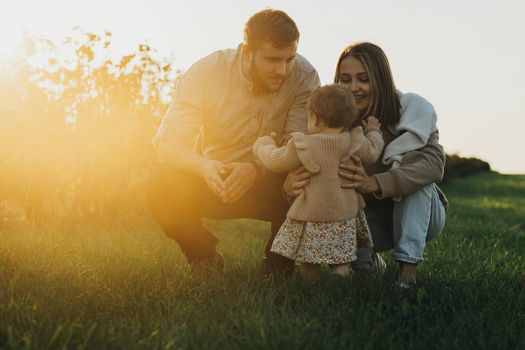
[300,263,319,282]
[330,263,350,277]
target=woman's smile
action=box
[338,56,372,115]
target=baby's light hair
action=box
[308,84,359,130]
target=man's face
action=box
[245,41,298,92]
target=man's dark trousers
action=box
[147,162,294,273]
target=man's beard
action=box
[248,59,283,94]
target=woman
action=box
[284,42,448,287]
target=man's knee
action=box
[146,163,205,232]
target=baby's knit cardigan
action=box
[253,126,383,222]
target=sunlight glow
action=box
[1,0,524,173]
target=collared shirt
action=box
[153,45,320,164]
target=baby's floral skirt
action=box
[271,209,373,264]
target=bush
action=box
[443,153,491,182]
[0,30,179,226]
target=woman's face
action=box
[338,56,372,115]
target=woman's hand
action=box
[339,154,381,195]
[283,166,314,200]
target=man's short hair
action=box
[243,9,300,50]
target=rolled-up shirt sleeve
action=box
[152,59,209,163]
[283,69,320,137]
[374,131,446,198]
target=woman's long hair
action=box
[334,42,401,127]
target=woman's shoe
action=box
[372,253,387,276]
[353,249,387,276]
[395,279,416,290]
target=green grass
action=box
[1,172,525,349]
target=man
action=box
[148,9,320,274]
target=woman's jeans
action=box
[361,183,446,265]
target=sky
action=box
[1,0,524,173]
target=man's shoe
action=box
[261,256,294,278]
[190,252,224,273]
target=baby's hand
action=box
[258,135,276,145]
[252,135,276,157]
[362,116,381,130]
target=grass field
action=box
[1,172,524,349]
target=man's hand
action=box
[200,159,229,198]
[283,166,314,200]
[221,162,258,203]
[339,154,381,194]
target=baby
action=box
[253,84,384,282]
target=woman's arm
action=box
[340,131,445,198]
